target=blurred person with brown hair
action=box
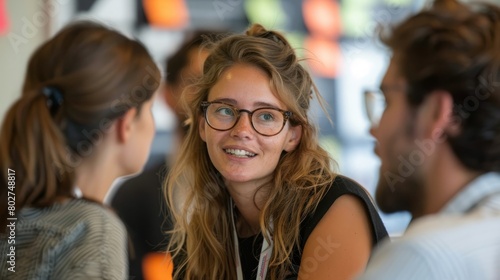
[164,30,215,141]
[110,30,219,280]
[359,0,500,279]
[0,21,161,279]
[166,24,389,280]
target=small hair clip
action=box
[42,86,64,115]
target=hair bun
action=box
[246,23,287,47]
[245,23,268,37]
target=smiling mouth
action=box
[224,148,257,158]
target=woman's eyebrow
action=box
[253,101,281,108]
[210,98,236,105]
[210,98,282,109]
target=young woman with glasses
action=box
[166,24,388,280]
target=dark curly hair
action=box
[381,0,500,172]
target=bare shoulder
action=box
[298,194,373,280]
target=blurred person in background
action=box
[0,21,160,279]
[164,30,214,143]
[110,30,220,280]
[360,0,500,279]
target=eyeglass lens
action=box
[364,90,386,127]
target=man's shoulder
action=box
[367,211,500,279]
[394,209,499,256]
[404,206,500,241]
[380,209,500,270]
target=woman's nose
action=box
[230,113,254,138]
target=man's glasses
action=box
[364,89,386,127]
[200,101,292,136]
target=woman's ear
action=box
[116,107,138,143]
[284,125,302,152]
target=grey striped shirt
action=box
[0,199,128,279]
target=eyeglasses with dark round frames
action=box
[200,101,292,136]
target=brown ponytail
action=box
[0,89,75,231]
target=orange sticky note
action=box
[143,252,173,280]
[143,0,189,29]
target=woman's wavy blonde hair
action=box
[166,23,337,279]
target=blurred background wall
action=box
[0,0,46,122]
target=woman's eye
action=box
[215,107,235,116]
[257,111,276,122]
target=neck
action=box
[75,149,120,203]
[412,146,480,219]
[227,182,267,237]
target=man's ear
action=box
[284,125,302,152]
[199,115,207,142]
[116,107,138,143]
[417,90,455,141]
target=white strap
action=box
[230,200,273,280]
[73,186,82,198]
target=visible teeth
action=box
[224,149,256,157]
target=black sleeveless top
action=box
[238,175,389,279]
